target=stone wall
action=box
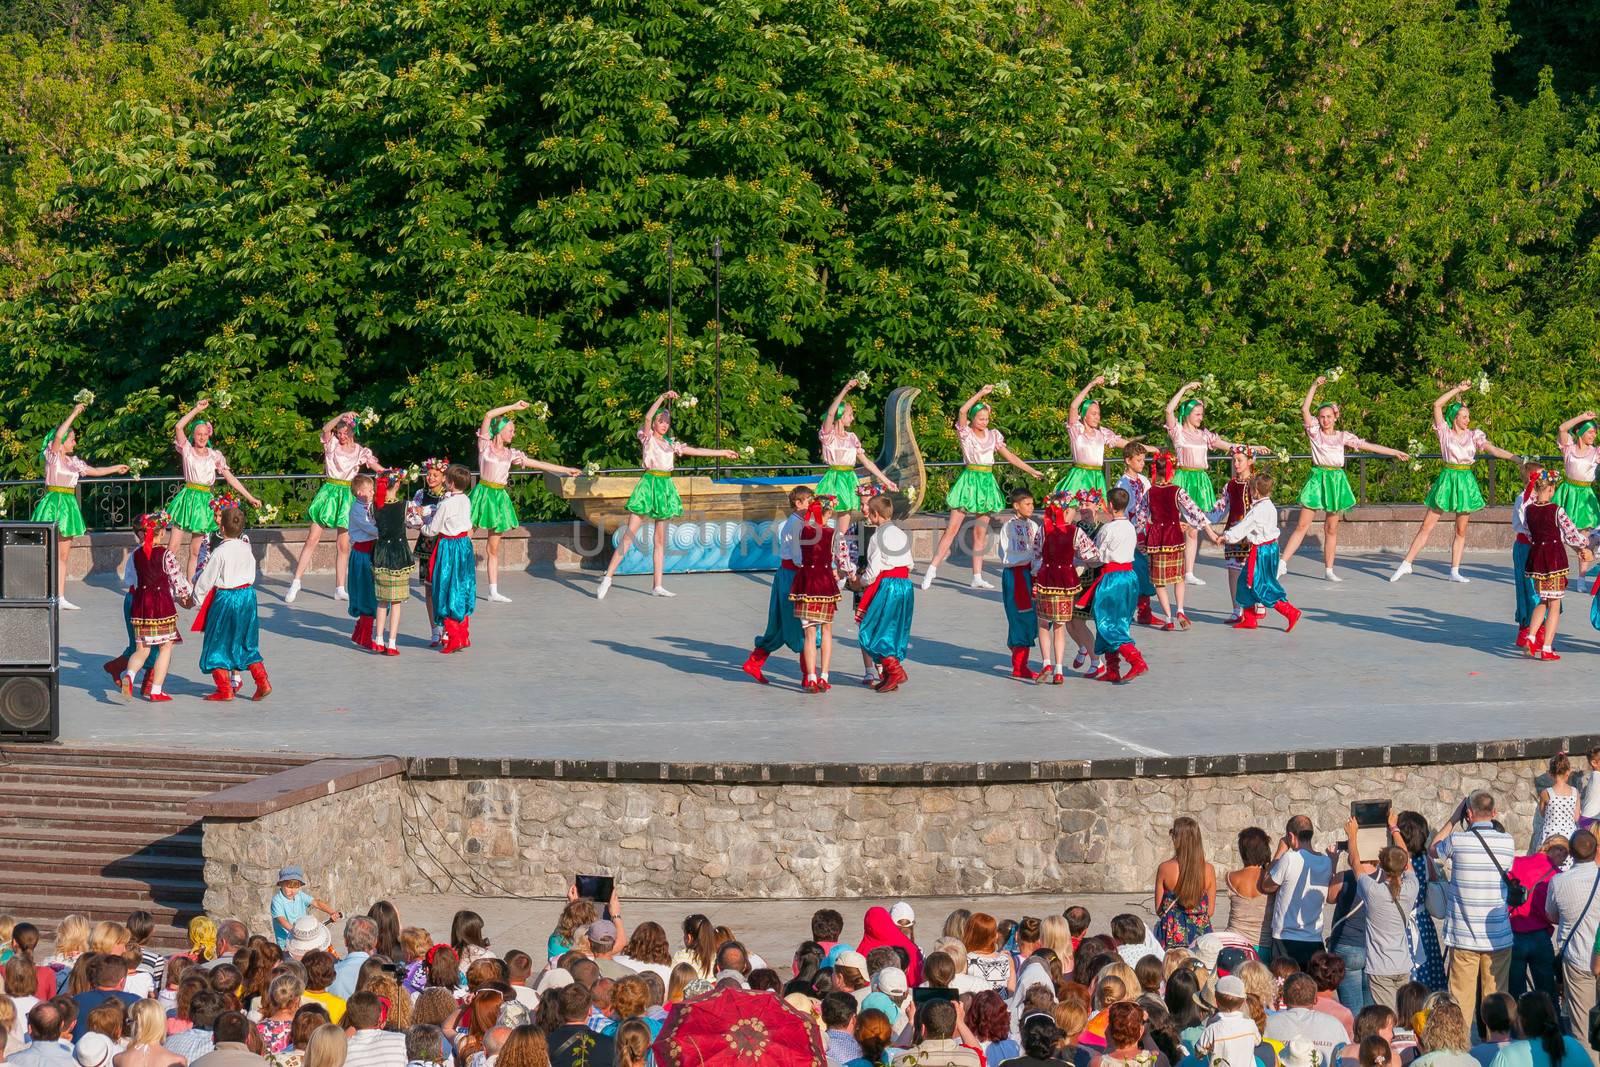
[200,776,410,927]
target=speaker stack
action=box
[0,523,59,742]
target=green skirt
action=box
[1173,467,1216,513]
[31,489,85,539]
[1298,466,1357,514]
[1423,466,1484,514]
[306,480,354,529]
[1053,466,1107,497]
[814,467,863,514]
[946,468,1006,515]
[168,484,218,534]
[1554,480,1600,529]
[626,472,683,520]
[468,483,519,532]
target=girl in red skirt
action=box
[1524,468,1593,660]
[120,512,195,702]
[1034,492,1102,684]
[790,495,845,692]
[1146,453,1220,630]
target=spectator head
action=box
[811,910,844,943]
[1306,952,1345,994]
[1355,1005,1397,1042]
[962,913,1000,955]
[1109,915,1146,947]
[1286,815,1313,846]
[556,982,593,1025]
[25,1000,62,1042]
[344,916,379,955]
[1237,827,1272,868]
[303,951,337,993]
[919,999,957,1041]
[1468,791,1497,822]
[214,1011,252,1044]
[1420,1001,1469,1054]
[820,992,857,1031]
[854,1009,893,1062]
[1282,973,1318,1009]
[85,1002,126,1041]
[405,1024,446,1065]
[1572,830,1598,864]
[715,940,749,975]
[216,919,248,957]
[1478,993,1514,1037]
[306,1024,349,1067]
[189,991,228,1031]
[345,991,385,1031]
[1360,1036,1393,1067]
[1064,906,1091,938]
[1106,1001,1145,1051]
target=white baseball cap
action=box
[890,901,915,925]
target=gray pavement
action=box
[52,550,1600,762]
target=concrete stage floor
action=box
[52,551,1600,763]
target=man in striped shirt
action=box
[1431,790,1515,1026]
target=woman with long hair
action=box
[671,915,717,980]
[366,902,402,964]
[1153,816,1216,948]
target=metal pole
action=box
[713,237,723,475]
[665,237,675,393]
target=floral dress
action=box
[1410,852,1447,990]
[1157,889,1213,948]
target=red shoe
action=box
[742,648,771,685]
[204,669,234,702]
[1119,643,1149,683]
[249,662,272,701]
[147,692,173,703]
[1232,612,1260,630]
[1177,613,1191,630]
[1099,652,1122,683]
[1275,601,1302,632]
[1515,627,1532,649]
[102,655,129,685]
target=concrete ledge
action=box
[188,756,405,818]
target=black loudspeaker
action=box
[0,522,59,743]
[1,525,52,600]
[0,674,57,742]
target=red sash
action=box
[353,540,376,554]
[1244,537,1277,585]
[191,583,252,632]
[1008,565,1034,610]
[1075,560,1132,608]
[855,566,910,621]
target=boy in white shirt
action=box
[1198,975,1262,1067]
[1221,474,1302,632]
[743,486,814,684]
[998,488,1043,679]
[853,496,915,692]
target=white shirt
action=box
[1223,498,1281,545]
[1269,848,1335,942]
[1094,517,1137,565]
[193,539,256,599]
[424,492,472,537]
[778,513,804,566]
[998,517,1041,567]
[862,521,913,584]
[349,498,379,542]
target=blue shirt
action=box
[271,890,312,948]
[329,951,370,1000]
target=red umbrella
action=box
[653,988,825,1067]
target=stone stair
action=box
[0,746,311,950]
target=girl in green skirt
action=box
[470,401,580,603]
[286,411,385,604]
[817,378,899,543]
[1055,374,1127,497]
[1279,376,1411,582]
[595,391,739,601]
[1390,380,1519,584]
[1165,381,1267,587]
[170,398,262,582]
[32,400,129,609]
[922,384,1046,590]
[1555,412,1600,554]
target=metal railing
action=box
[0,452,1550,531]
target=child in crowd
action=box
[410,458,449,646]
[1034,492,1100,684]
[1144,452,1216,631]
[1523,467,1591,659]
[424,465,477,653]
[371,472,413,656]
[998,488,1043,680]
[190,506,270,701]
[120,513,194,703]
[790,495,845,692]
[346,474,379,650]
[855,495,915,692]
[1080,487,1148,683]
[743,486,813,685]
[270,866,340,950]
[1115,442,1156,627]
[1222,474,1301,632]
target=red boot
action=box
[875,657,908,692]
[1231,610,1260,630]
[1136,597,1155,626]
[1275,601,1302,632]
[1119,643,1149,683]
[1099,651,1122,683]
[1010,647,1038,680]
[103,655,129,685]
[742,648,771,685]
[248,661,272,701]
[204,669,234,702]
[352,615,373,649]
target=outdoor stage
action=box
[53,549,1600,764]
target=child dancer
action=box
[190,506,270,701]
[1076,488,1148,683]
[372,473,413,656]
[119,513,193,702]
[1390,381,1520,583]
[1212,448,1256,623]
[286,412,385,603]
[923,384,1046,590]
[410,458,449,646]
[425,465,477,653]
[790,496,845,692]
[816,379,899,541]
[997,488,1043,680]
[471,401,581,603]
[855,495,916,692]
[1035,492,1101,685]
[1523,468,1591,660]
[31,401,129,608]
[1055,375,1127,496]
[1279,377,1410,581]
[596,391,739,600]
[1554,412,1600,569]
[1221,474,1302,632]
[1512,460,1543,648]
[1145,452,1218,631]
[169,399,262,581]
[346,475,380,650]
[742,486,813,685]
[1115,442,1157,628]
[1164,381,1266,587]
